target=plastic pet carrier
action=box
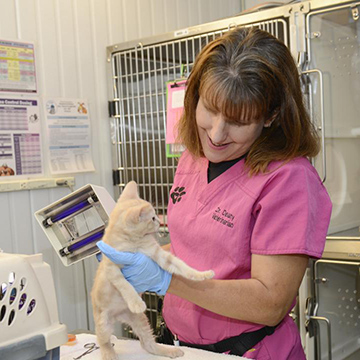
[0,252,67,360]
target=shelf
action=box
[323,227,360,260]
[0,177,75,192]
[327,226,360,240]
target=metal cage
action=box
[107,17,288,233]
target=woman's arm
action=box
[97,241,308,326]
[168,253,309,326]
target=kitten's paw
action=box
[100,350,118,360]
[150,345,184,358]
[187,269,215,281]
[103,355,119,360]
[166,347,184,358]
[203,270,215,279]
[129,299,146,314]
[103,355,118,360]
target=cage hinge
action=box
[108,101,117,117]
[352,5,359,21]
[112,169,120,186]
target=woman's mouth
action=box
[207,136,230,150]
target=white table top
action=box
[60,333,250,360]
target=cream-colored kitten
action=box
[91,181,214,360]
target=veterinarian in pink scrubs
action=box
[98,27,332,359]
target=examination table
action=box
[60,333,250,360]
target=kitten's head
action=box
[106,181,160,242]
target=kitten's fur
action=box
[91,181,215,360]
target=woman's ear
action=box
[264,109,279,128]
[263,121,273,128]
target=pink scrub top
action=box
[163,151,332,359]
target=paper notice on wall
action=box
[165,80,186,158]
[0,97,43,177]
[166,80,186,145]
[0,40,37,93]
[45,98,95,174]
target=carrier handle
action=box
[309,316,332,360]
[302,68,326,183]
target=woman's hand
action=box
[96,241,172,295]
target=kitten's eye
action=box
[152,217,156,221]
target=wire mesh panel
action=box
[109,18,288,233]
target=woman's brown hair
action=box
[176,27,319,175]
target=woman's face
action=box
[196,97,265,163]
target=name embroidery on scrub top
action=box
[212,206,235,228]
[170,186,186,204]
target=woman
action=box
[98,27,332,359]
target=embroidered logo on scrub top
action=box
[212,206,235,228]
[170,186,186,204]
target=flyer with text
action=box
[45,98,95,174]
[0,97,43,177]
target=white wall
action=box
[0,0,242,333]
[243,0,288,9]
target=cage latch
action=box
[108,100,118,117]
[304,297,316,338]
[112,169,120,186]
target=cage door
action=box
[313,259,360,360]
[305,2,360,235]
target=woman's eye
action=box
[207,107,218,115]
[229,121,247,128]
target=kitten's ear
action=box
[119,181,139,202]
[127,204,149,224]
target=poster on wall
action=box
[44,98,95,174]
[0,97,43,177]
[0,40,37,93]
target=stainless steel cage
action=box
[107,16,288,233]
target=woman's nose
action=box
[209,116,228,144]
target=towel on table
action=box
[60,333,251,360]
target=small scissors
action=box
[73,343,99,359]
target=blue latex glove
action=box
[96,240,172,295]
